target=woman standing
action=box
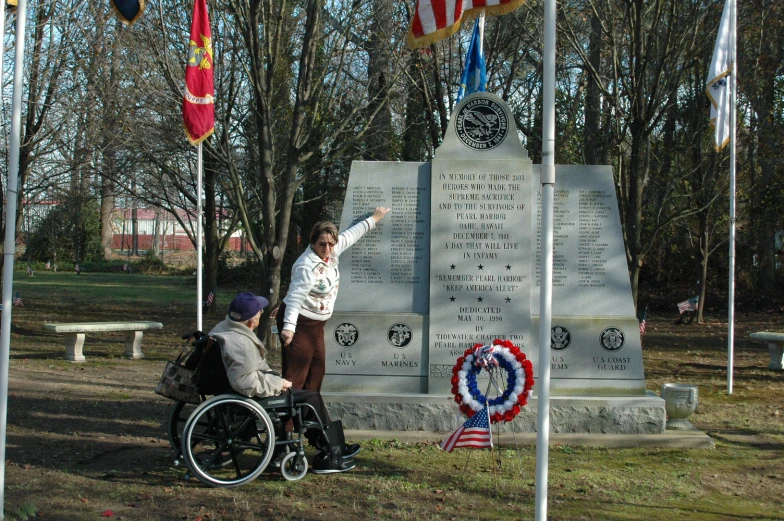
[276,207,390,392]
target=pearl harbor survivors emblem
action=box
[334,322,359,347]
[455,97,508,150]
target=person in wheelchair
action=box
[209,291,359,474]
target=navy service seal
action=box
[334,322,359,347]
[551,325,571,350]
[455,97,508,150]
[600,327,625,351]
[387,323,413,348]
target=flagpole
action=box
[197,143,203,332]
[478,13,485,56]
[535,0,556,519]
[726,0,737,395]
[0,0,28,516]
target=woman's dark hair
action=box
[309,221,339,245]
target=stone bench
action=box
[749,332,784,370]
[43,321,163,362]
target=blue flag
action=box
[456,20,487,103]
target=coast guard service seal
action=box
[455,97,508,151]
[600,327,625,351]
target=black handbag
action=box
[154,335,211,404]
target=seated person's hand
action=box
[281,379,293,391]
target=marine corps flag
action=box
[408,0,525,48]
[183,0,214,146]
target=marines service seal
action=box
[387,323,412,348]
[455,97,508,151]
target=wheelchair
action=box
[165,332,328,487]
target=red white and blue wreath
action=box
[450,339,535,423]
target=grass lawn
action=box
[2,272,783,520]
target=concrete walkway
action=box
[346,428,715,449]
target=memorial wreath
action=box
[450,339,535,423]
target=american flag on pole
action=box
[441,407,493,452]
[677,296,699,314]
[408,0,526,49]
[12,292,23,307]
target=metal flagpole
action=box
[0,0,29,516]
[478,13,485,55]
[727,0,737,395]
[535,0,556,519]
[197,143,203,332]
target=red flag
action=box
[183,0,215,145]
[408,0,526,49]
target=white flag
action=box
[706,0,733,151]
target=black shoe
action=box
[343,443,361,458]
[312,452,356,474]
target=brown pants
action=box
[276,303,327,393]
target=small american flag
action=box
[203,290,215,308]
[13,292,23,307]
[441,407,493,452]
[639,313,646,336]
[677,296,699,314]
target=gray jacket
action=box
[209,316,284,398]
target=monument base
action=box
[323,391,666,434]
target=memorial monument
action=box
[322,92,665,434]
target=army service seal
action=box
[551,326,571,350]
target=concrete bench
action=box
[43,321,163,362]
[749,332,784,370]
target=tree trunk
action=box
[101,176,115,259]
[131,179,139,256]
[583,12,602,165]
[364,0,393,160]
[151,211,160,257]
[203,158,220,298]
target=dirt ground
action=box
[3,299,783,520]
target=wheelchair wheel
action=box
[167,401,196,457]
[182,395,275,488]
[280,451,308,481]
